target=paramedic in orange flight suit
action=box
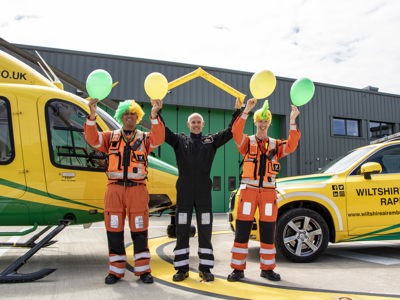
[84,98,164,285]
[227,98,300,282]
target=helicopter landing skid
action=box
[0,225,57,248]
[0,219,71,283]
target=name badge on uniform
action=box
[202,136,214,144]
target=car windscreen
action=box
[317,146,375,174]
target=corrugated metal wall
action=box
[10,44,400,178]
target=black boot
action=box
[199,269,214,282]
[227,269,244,282]
[105,273,121,284]
[260,270,281,281]
[173,270,189,282]
[140,272,154,284]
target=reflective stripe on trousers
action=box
[230,242,248,270]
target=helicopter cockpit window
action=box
[45,100,107,171]
[0,98,14,164]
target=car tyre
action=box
[276,208,329,263]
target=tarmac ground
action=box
[0,214,399,300]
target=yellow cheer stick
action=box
[168,67,246,103]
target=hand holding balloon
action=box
[144,72,168,100]
[86,69,113,101]
[244,98,258,114]
[150,99,163,118]
[249,70,277,99]
[87,98,99,120]
[290,78,315,106]
[290,105,300,123]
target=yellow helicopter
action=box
[0,39,246,283]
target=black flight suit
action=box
[165,109,240,273]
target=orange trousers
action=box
[231,187,278,271]
[104,183,151,277]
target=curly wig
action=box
[114,99,145,125]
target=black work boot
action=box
[173,270,189,282]
[105,273,121,284]
[227,269,244,282]
[140,272,154,284]
[260,270,281,281]
[199,269,214,282]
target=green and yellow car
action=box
[229,139,400,262]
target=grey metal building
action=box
[3,42,399,212]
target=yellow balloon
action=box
[144,72,168,100]
[249,70,277,99]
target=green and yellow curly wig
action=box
[114,99,145,125]
[253,100,272,124]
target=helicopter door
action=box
[37,97,108,218]
[0,95,29,224]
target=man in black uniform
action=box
[165,99,241,282]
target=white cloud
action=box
[2,0,400,94]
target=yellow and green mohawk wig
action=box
[114,99,145,125]
[253,100,272,123]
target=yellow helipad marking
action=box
[127,232,399,300]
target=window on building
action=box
[212,176,221,191]
[0,98,14,164]
[369,121,394,140]
[228,176,237,191]
[332,117,360,137]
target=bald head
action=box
[187,113,205,134]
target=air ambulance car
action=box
[0,49,177,228]
[229,136,400,262]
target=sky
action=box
[2,0,400,95]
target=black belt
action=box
[113,181,145,187]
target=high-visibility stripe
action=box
[149,143,159,149]
[134,264,150,273]
[151,118,159,124]
[236,134,246,148]
[231,258,246,266]
[198,248,213,254]
[241,178,275,188]
[109,265,125,274]
[199,259,214,266]
[106,172,147,180]
[174,259,189,267]
[135,252,151,260]
[260,248,276,255]
[231,247,248,254]
[92,132,103,149]
[109,255,127,262]
[260,258,276,265]
[174,248,190,255]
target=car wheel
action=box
[276,208,329,263]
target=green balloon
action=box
[86,69,113,100]
[290,78,315,106]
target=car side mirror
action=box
[360,162,382,179]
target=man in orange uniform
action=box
[84,98,164,285]
[227,98,300,282]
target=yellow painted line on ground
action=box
[127,232,399,300]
